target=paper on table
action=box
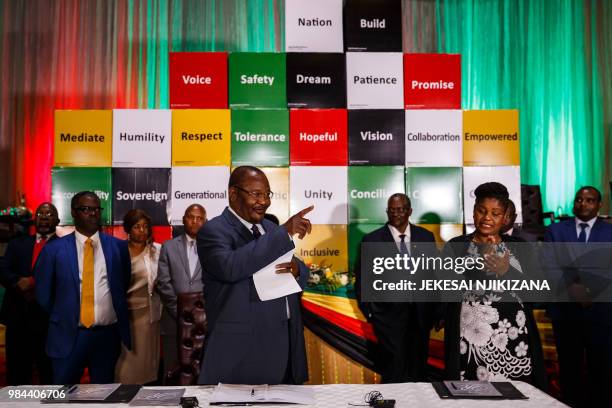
[210,383,315,405]
[252,249,302,301]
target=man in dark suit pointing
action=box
[355,193,437,383]
[197,166,312,385]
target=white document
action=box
[252,249,302,301]
[210,383,316,405]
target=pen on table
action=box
[67,385,78,393]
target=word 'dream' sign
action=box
[169,52,228,109]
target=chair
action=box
[520,184,555,240]
[165,292,207,385]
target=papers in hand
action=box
[252,249,302,301]
[210,383,315,405]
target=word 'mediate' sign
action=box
[169,52,228,109]
[54,110,112,167]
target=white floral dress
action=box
[459,242,533,382]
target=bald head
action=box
[35,202,59,236]
[183,204,206,239]
[228,166,267,188]
[228,166,271,224]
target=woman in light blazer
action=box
[115,209,162,384]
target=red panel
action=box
[403,54,461,109]
[302,298,378,343]
[169,52,228,108]
[289,109,348,166]
[105,225,173,243]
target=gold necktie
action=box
[80,238,95,327]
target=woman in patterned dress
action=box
[443,182,547,390]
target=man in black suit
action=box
[501,199,538,242]
[355,193,436,383]
[197,166,312,385]
[544,186,612,407]
[0,202,59,384]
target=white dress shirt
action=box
[36,232,55,242]
[74,230,117,326]
[575,217,597,242]
[185,234,199,278]
[228,207,291,318]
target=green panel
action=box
[405,167,463,224]
[348,166,405,224]
[231,109,289,167]
[348,223,384,273]
[229,52,287,108]
[51,167,112,225]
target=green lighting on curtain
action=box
[432,0,606,214]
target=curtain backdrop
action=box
[0,0,610,213]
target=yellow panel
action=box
[54,110,112,167]
[418,223,464,245]
[295,224,348,273]
[172,109,231,166]
[463,110,520,166]
[262,167,290,224]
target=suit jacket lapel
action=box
[566,220,579,242]
[176,235,191,281]
[99,232,114,287]
[222,208,254,243]
[381,223,394,243]
[588,219,605,242]
[65,233,80,289]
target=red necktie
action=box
[31,236,48,269]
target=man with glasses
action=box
[0,202,59,384]
[157,203,207,380]
[197,166,312,385]
[354,193,437,383]
[35,191,131,384]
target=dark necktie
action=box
[399,234,409,254]
[578,223,589,243]
[251,224,261,239]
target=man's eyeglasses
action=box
[73,206,104,214]
[36,212,57,218]
[232,185,273,201]
[386,207,409,214]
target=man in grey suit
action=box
[157,204,207,380]
[197,166,313,385]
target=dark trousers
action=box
[5,323,52,385]
[372,304,430,383]
[51,325,121,384]
[553,317,612,408]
